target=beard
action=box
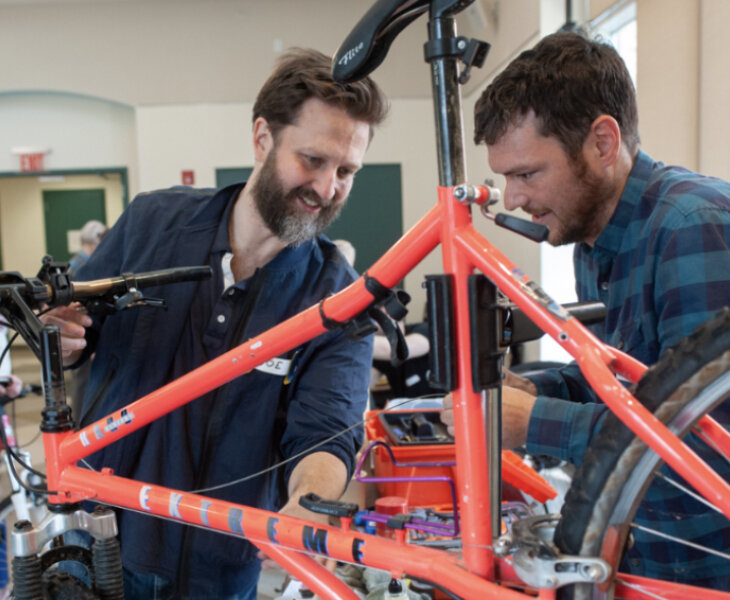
[251,148,344,246]
[548,155,617,246]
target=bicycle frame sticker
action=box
[254,357,291,377]
[511,268,570,321]
[105,408,135,432]
[302,526,329,555]
[266,517,279,544]
[79,409,136,447]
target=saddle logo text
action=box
[338,42,364,65]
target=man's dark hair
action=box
[252,48,389,140]
[474,32,639,157]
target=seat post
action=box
[426,14,467,187]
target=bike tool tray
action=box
[364,409,557,507]
[378,409,453,446]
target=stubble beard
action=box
[549,156,617,247]
[251,148,344,246]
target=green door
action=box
[324,163,402,274]
[215,163,402,274]
[43,189,107,262]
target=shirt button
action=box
[228,289,235,296]
[217,314,226,324]
[601,281,609,291]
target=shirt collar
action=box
[211,186,240,254]
[581,149,656,258]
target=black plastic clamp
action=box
[298,493,359,518]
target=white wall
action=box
[636,0,729,184]
[0,92,137,183]
[136,103,253,191]
[636,0,700,171]
[699,0,730,181]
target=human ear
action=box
[252,117,274,163]
[588,115,621,168]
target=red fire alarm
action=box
[182,170,195,186]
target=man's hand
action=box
[441,393,456,437]
[441,371,538,449]
[258,495,337,571]
[257,452,347,573]
[39,303,93,364]
[0,374,23,399]
[502,369,538,395]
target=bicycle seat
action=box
[332,0,475,83]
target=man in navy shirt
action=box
[443,31,730,588]
[45,48,388,599]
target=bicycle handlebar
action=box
[70,266,213,301]
[0,265,212,361]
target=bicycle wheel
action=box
[554,307,730,599]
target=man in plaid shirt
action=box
[444,31,730,587]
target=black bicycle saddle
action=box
[332,0,475,83]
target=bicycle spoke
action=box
[631,522,730,562]
[654,471,723,514]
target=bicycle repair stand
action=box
[1,259,124,600]
[330,0,612,587]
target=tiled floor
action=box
[1,344,293,599]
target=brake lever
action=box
[83,290,168,316]
[114,289,167,311]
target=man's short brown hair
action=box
[253,48,389,140]
[474,31,639,157]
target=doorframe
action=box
[0,167,129,207]
[0,167,128,270]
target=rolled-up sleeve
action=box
[280,329,373,484]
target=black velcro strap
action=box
[369,307,408,366]
[319,300,377,341]
[318,273,411,356]
[383,289,410,321]
[318,300,343,331]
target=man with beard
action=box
[44,48,388,599]
[442,31,730,588]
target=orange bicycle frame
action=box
[37,183,730,599]
[32,1,730,598]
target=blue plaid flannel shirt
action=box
[524,150,730,584]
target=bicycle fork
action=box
[9,325,124,600]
